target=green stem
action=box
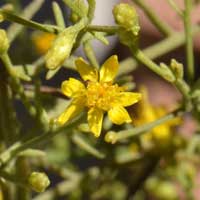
[87,0,96,23]
[167,0,183,17]
[0,80,8,144]
[86,25,118,35]
[0,9,61,34]
[133,0,173,36]
[72,133,105,159]
[119,25,200,76]
[131,48,190,99]
[16,157,31,200]
[132,48,166,78]
[0,114,85,168]
[0,170,27,188]
[184,0,194,82]
[115,109,183,142]
[83,41,99,68]
[7,0,45,42]
[1,53,36,117]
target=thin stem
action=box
[86,25,118,35]
[167,0,183,17]
[0,170,27,188]
[184,0,194,82]
[16,158,31,200]
[83,41,99,68]
[132,48,166,78]
[133,0,173,36]
[0,9,61,34]
[72,133,105,159]
[0,114,85,168]
[115,109,183,142]
[7,0,45,42]
[87,0,96,23]
[119,25,200,76]
[1,53,36,116]
[131,48,191,99]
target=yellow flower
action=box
[134,86,180,146]
[32,32,56,55]
[57,55,141,137]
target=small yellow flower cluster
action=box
[134,86,180,148]
[57,55,141,137]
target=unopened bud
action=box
[28,172,50,193]
[113,3,140,35]
[105,131,117,144]
[70,0,87,23]
[170,59,184,79]
[0,29,9,54]
[45,18,86,70]
[160,63,175,82]
[45,27,78,69]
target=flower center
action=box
[86,81,123,110]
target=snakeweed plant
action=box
[0,0,199,199]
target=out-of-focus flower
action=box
[0,29,9,55]
[28,172,50,193]
[57,55,141,137]
[133,86,180,148]
[0,187,3,200]
[32,32,56,55]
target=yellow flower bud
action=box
[113,3,140,35]
[105,131,117,144]
[45,27,78,70]
[0,29,9,54]
[28,172,50,193]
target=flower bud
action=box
[113,3,140,35]
[104,131,117,144]
[160,63,176,82]
[45,27,78,70]
[0,29,9,54]
[170,59,184,79]
[45,18,86,70]
[69,0,87,23]
[28,172,50,193]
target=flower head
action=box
[57,55,141,137]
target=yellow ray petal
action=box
[61,78,85,97]
[116,92,142,107]
[75,57,98,82]
[88,107,104,137]
[100,55,119,83]
[108,106,132,125]
[57,101,84,125]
